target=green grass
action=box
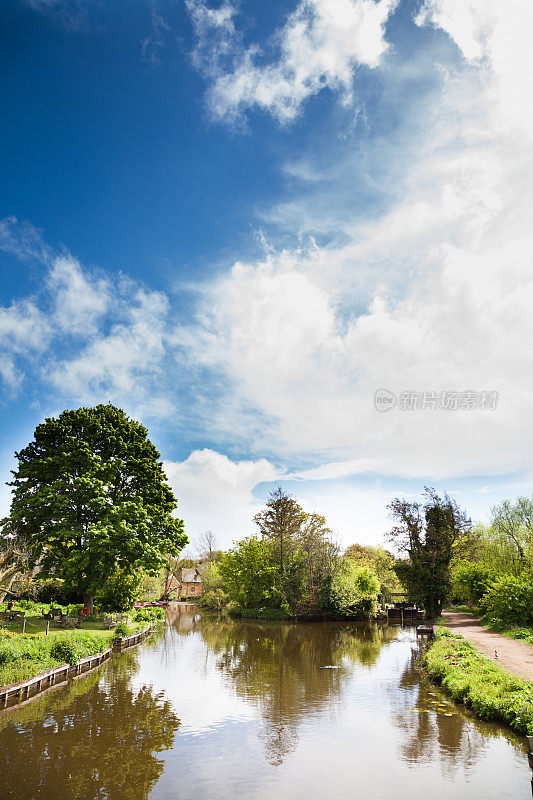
[445,604,481,614]
[481,616,533,647]
[0,628,115,688]
[425,629,533,735]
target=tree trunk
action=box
[83,594,94,613]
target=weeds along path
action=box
[441,611,533,681]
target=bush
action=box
[97,570,142,612]
[328,561,380,619]
[114,621,130,637]
[451,561,495,604]
[50,638,78,666]
[481,574,533,625]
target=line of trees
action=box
[2,402,531,623]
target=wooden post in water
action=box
[401,608,404,626]
[46,620,50,635]
[21,618,26,635]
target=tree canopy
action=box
[387,487,470,619]
[8,403,187,608]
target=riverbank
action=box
[424,629,533,735]
[441,611,533,680]
[0,629,115,687]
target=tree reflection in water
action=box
[198,616,396,766]
[390,646,523,782]
[0,649,180,800]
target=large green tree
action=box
[253,486,307,575]
[8,403,187,610]
[386,488,470,619]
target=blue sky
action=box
[1,0,532,551]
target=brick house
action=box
[170,564,206,599]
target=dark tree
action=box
[386,488,470,619]
[8,404,187,610]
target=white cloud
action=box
[178,0,533,482]
[48,288,172,409]
[188,0,398,122]
[164,448,279,548]
[417,0,533,136]
[48,255,109,335]
[0,216,51,263]
[0,300,51,389]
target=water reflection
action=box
[0,649,180,800]
[0,610,529,800]
[197,616,396,765]
[391,646,527,782]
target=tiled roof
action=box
[181,568,202,583]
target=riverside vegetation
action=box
[425,629,533,735]
[0,602,165,687]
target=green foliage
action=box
[8,404,187,606]
[480,574,533,624]
[425,629,533,735]
[345,544,402,593]
[387,488,470,619]
[219,537,278,609]
[199,562,228,611]
[0,630,112,686]
[97,569,143,612]
[327,561,379,619]
[451,560,495,604]
[253,486,307,574]
[132,607,165,622]
[489,496,533,576]
[33,580,78,605]
[114,621,130,637]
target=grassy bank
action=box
[424,629,533,735]
[0,629,115,687]
[444,606,533,647]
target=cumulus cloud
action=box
[48,255,110,335]
[164,449,279,547]
[176,0,533,481]
[187,0,398,122]
[47,288,174,414]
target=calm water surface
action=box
[0,606,530,800]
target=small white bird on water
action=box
[494,650,499,659]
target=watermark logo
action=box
[375,389,499,411]
[375,388,396,412]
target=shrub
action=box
[114,621,130,637]
[133,607,165,622]
[97,570,143,612]
[328,561,380,619]
[451,561,495,604]
[481,574,533,624]
[34,580,79,605]
[50,638,78,666]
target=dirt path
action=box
[441,611,533,682]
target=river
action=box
[0,606,529,799]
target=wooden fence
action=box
[0,626,152,709]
